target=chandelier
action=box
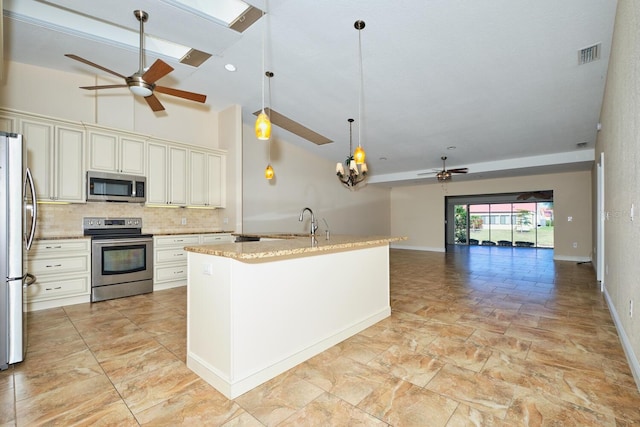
[336,19,368,189]
[336,118,368,188]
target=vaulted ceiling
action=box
[3,0,617,185]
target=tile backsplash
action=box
[36,203,226,238]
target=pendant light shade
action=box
[353,145,366,164]
[255,110,271,140]
[265,163,274,179]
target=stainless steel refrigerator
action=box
[1,131,38,370]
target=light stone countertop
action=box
[184,234,407,262]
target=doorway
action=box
[446,192,554,249]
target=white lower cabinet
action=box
[153,233,233,289]
[27,239,91,311]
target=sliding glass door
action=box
[455,201,554,248]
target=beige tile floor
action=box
[2,247,639,426]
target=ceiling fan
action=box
[65,10,207,112]
[516,190,553,200]
[418,156,469,182]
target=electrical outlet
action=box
[630,300,634,318]
[631,204,635,222]
[568,216,573,222]
[223,217,229,224]
[181,217,187,225]
[203,263,213,275]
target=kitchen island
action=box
[184,234,405,399]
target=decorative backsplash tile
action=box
[36,203,224,238]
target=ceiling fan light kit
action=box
[65,10,207,113]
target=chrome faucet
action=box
[299,207,318,235]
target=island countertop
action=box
[184,234,406,261]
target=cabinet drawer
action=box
[156,248,188,263]
[154,235,200,247]
[29,255,89,276]
[27,275,90,301]
[155,265,187,282]
[31,239,90,256]
[201,234,233,244]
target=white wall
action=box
[391,170,592,260]
[242,123,391,235]
[595,0,640,388]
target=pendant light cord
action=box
[268,74,272,161]
[261,11,266,111]
[358,25,363,149]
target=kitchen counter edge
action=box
[185,235,407,261]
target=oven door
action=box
[91,237,153,288]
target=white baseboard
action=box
[553,255,591,262]
[391,244,445,252]
[603,286,640,392]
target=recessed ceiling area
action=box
[2,0,617,185]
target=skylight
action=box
[161,0,252,26]
[5,0,192,61]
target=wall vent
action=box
[578,44,600,65]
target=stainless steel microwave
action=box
[86,171,146,203]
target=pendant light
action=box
[354,20,366,165]
[264,71,275,180]
[336,118,368,188]
[335,20,369,189]
[255,10,271,140]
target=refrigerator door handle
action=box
[24,273,37,286]
[24,167,37,251]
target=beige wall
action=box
[390,170,592,260]
[242,123,391,235]
[1,61,218,149]
[594,0,640,386]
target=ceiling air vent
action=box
[578,44,600,65]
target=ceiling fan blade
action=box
[79,84,128,90]
[65,54,126,79]
[155,86,207,103]
[144,94,165,112]
[448,168,468,174]
[142,59,174,84]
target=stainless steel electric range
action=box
[83,217,153,302]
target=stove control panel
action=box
[83,217,142,230]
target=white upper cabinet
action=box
[87,129,146,176]
[20,117,85,203]
[188,149,226,208]
[0,108,228,208]
[146,140,187,206]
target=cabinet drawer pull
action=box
[45,286,62,291]
[45,245,62,249]
[173,253,184,257]
[45,264,63,268]
[175,270,184,274]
